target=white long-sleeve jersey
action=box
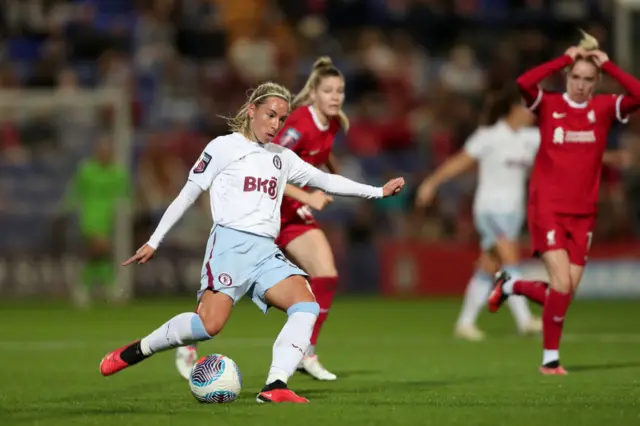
[464,120,540,214]
[147,132,383,248]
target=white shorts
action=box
[198,225,307,313]
[474,211,525,251]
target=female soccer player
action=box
[273,57,347,380]
[488,32,640,374]
[99,81,405,403]
[415,86,542,340]
[176,57,347,382]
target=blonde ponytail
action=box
[292,56,350,132]
[226,82,292,138]
[578,29,599,51]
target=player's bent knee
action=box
[197,291,233,336]
[550,275,572,294]
[287,301,320,317]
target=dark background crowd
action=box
[0,0,637,265]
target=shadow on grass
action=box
[566,361,640,372]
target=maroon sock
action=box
[310,276,338,346]
[513,280,549,306]
[542,289,573,351]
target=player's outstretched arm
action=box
[516,48,583,107]
[285,150,403,199]
[122,180,203,266]
[415,151,476,208]
[284,184,333,211]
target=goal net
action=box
[0,88,133,302]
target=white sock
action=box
[140,312,211,356]
[456,270,492,327]
[543,349,559,365]
[507,296,534,330]
[502,265,521,295]
[266,311,317,385]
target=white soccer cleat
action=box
[300,355,337,381]
[454,324,486,341]
[519,317,543,335]
[175,345,198,380]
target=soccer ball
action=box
[189,354,242,403]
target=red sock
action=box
[513,280,549,305]
[309,276,338,346]
[542,289,572,351]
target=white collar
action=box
[308,105,329,131]
[563,93,589,109]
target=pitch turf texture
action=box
[1,298,640,426]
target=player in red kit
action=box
[270,57,349,381]
[488,32,640,375]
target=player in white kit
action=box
[416,86,542,340]
[98,82,405,404]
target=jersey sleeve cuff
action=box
[146,238,161,250]
[616,95,630,124]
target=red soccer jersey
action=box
[517,56,640,215]
[272,105,341,223]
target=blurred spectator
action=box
[228,22,278,85]
[134,0,176,70]
[439,44,485,96]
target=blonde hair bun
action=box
[578,29,599,51]
[313,56,334,70]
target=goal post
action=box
[0,88,134,302]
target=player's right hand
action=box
[415,181,437,208]
[122,244,156,266]
[382,177,405,197]
[307,190,333,211]
[565,46,587,60]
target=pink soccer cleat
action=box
[539,365,569,375]
[100,340,147,376]
[488,271,511,313]
[256,380,310,404]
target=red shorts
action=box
[275,204,319,249]
[528,209,596,266]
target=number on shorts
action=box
[275,253,297,268]
[296,205,315,224]
[586,231,593,251]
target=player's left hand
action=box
[382,177,405,197]
[122,244,156,266]
[587,49,609,67]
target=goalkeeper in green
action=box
[65,137,129,306]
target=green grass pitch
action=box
[1,297,640,425]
